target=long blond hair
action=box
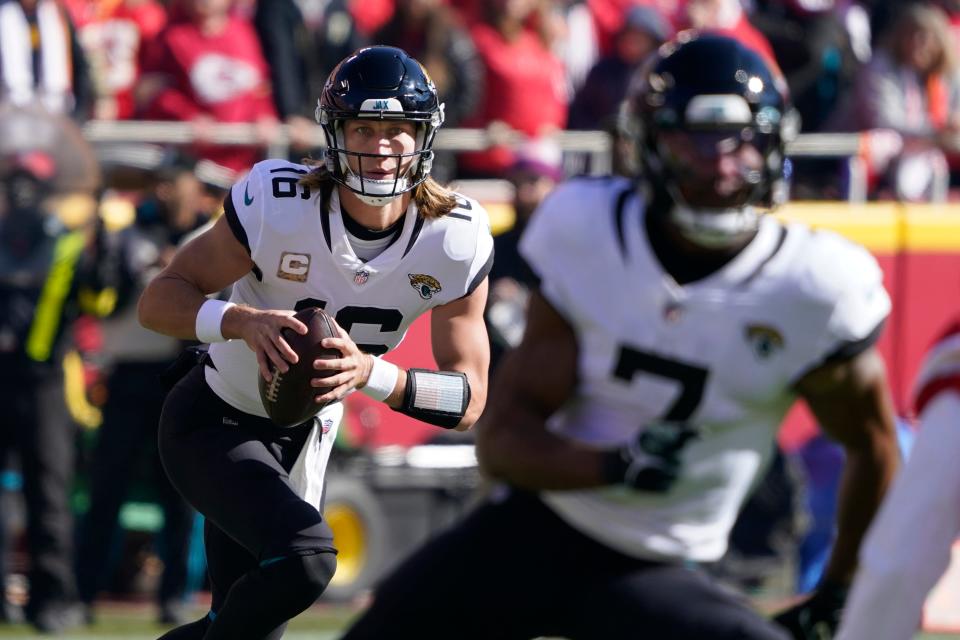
[299,159,459,219]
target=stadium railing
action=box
[81,120,926,203]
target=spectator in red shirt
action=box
[63,0,167,120]
[375,0,482,181]
[137,0,278,176]
[568,4,669,130]
[458,0,568,178]
[680,0,780,73]
[347,0,393,36]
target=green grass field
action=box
[0,602,951,639]
[0,602,357,638]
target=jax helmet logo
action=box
[408,274,441,300]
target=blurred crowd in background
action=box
[8,0,960,195]
[1,0,959,634]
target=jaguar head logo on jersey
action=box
[277,252,311,282]
[745,325,784,359]
[409,274,441,299]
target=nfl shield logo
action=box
[354,270,369,285]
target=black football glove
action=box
[772,581,848,640]
[602,423,698,492]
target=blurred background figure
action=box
[836,317,960,640]
[679,0,779,71]
[136,0,278,176]
[568,4,669,131]
[750,0,861,135]
[254,0,364,154]
[62,0,168,121]
[291,0,365,112]
[374,0,482,182]
[457,0,568,178]
[74,153,207,628]
[831,3,960,201]
[485,138,563,372]
[0,0,93,119]
[550,0,600,97]
[0,103,108,634]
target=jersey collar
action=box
[325,189,421,288]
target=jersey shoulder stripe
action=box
[736,223,788,288]
[915,325,960,414]
[223,187,249,254]
[613,187,638,260]
[429,192,494,299]
[521,176,634,278]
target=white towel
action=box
[0,0,72,113]
[288,403,342,510]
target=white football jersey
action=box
[520,176,890,562]
[837,327,960,640]
[205,158,494,418]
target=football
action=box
[258,307,341,428]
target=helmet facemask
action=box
[634,36,799,248]
[317,98,444,206]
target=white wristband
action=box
[360,356,400,402]
[195,299,236,344]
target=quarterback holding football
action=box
[339,35,900,640]
[138,46,492,640]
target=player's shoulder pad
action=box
[436,191,493,264]
[776,222,886,307]
[914,320,960,414]
[521,175,633,260]
[227,159,313,255]
[538,175,633,227]
[248,158,312,202]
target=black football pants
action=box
[158,363,336,639]
[340,489,792,640]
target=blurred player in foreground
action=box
[339,34,900,640]
[137,46,492,640]
[837,320,960,640]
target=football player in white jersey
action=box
[339,34,900,640]
[137,46,493,640]
[836,320,960,640]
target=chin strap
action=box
[668,204,759,249]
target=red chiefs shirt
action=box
[459,24,568,176]
[63,0,167,119]
[708,15,781,77]
[140,16,276,173]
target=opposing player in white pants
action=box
[837,323,960,640]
